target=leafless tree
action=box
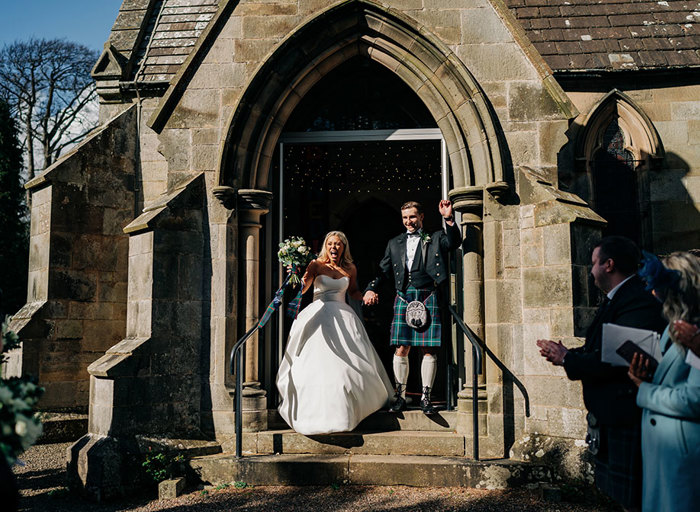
[0,39,100,179]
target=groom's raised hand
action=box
[363,290,378,306]
[439,199,454,224]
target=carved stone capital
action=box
[212,186,236,210]
[237,189,273,213]
[449,186,484,220]
[485,181,509,200]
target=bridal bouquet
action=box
[278,236,314,286]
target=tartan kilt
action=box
[390,287,441,347]
[594,423,643,509]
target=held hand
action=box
[363,290,378,306]
[628,352,653,388]
[672,320,700,354]
[536,339,568,366]
[438,199,453,220]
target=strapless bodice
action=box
[313,274,349,303]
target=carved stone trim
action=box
[212,186,235,210]
[237,189,273,213]
[449,186,484,220]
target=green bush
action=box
[0,317,44,465]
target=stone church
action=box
[8,0,699,498]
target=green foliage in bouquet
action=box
[1,317,44,465]
[277,236,314,286]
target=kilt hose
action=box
[390,286,441,347]
[594,423,643,510]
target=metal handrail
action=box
[446,304,531,461]
[229,273,292,459]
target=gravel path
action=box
[14,443,620,511]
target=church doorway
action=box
[259,56,460,410]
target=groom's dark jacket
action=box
[365,222,462,293]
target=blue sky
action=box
[1,1,122,51]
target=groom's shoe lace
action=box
[390,385,407,413]
[420,386,437,415]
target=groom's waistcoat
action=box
[365,222,462,294]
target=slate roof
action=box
[107,0,219,83]
[505,0,700,72]
[104,0,700,87]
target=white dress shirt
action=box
[406,231,421,269]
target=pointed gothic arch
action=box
[217,0,508,198]
[575,90,664,248]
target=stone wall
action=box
[85,173,209,438]
[8,107,138,411]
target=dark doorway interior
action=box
[272,139,447,403]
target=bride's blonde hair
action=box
[317,231,354,268]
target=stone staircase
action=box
[189,410,554,488]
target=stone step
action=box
[244,429,466,457]
[190,453,554,488]
[269,409,461,432]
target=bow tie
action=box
[407,232,421,238]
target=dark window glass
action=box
[592,119,641,245]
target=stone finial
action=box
[91,44,127,103]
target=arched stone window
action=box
[575,90,664,249]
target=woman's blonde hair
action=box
[662,251,700,332]
[317,231,353,268]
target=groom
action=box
[363,200,462,414]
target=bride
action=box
[276,231,393,435]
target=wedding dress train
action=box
[276,274,393,435]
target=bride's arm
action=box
[299,260,318,295]
[347,264,363,301]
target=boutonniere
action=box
[420,232,431,244]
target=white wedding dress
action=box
[276,274,393,435]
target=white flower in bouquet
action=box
[278,236,314,286]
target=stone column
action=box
[237,189,273,431]
[450,186,486,405]
[451,182,508,407]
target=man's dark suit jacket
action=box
[563,275,666,426]
[365,222,462,293]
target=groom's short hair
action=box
[401,201,423,214]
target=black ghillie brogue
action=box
[390,385,407,413]
[420,386,437,415]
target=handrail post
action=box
[235,343,243,459]
[472,345,479,461]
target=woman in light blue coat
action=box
[630,251,700,512]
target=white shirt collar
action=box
[607,274,635,300]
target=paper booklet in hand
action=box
[601,323,662,367]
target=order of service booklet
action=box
[601,323,662,367]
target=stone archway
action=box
[214,0,512,428]
[217,0,508,196]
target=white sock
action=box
[393,355,409,398]
[421,354,437,397]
